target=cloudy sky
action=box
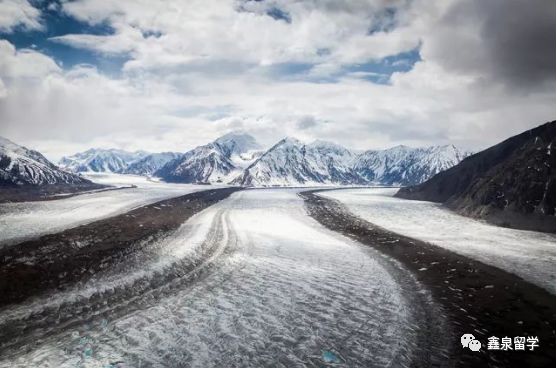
[0,0,554,161]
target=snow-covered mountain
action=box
[234,138,358,186]
[155,132,262,183]
[0,136,90,186]
[122,152,182,176]
[353,144,471,186]
[59,149,150,173]
[57,133,469,187]
[214,132,261,157]
[234,140,469,187]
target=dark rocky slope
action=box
[0,136,103,202]
[396,121,555,232]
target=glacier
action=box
[0,173,216,246]
[0,189,446,367]
[320,188,556,292]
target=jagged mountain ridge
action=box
[396,121,555,232]
[60,132,469,186]
[0,136,90,187]
[235,139,469,187]
[234,138,359,186]
[354,144,471,186]
[59,149,150,173]
[155,132,262,183]
[59,148,184,177]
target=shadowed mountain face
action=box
[0,136,90,187]
[396,121,556,232]
[0,136,104,202]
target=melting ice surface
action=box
[0,173,214,246]
[320,188,556,293]
[0,189,433,367]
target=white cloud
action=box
[55,0,420,71]
[0,40,60,78]
[0,77,7,98]
[0,0,42,32]
[50,24,142,55]
[0,0,554,160]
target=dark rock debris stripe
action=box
[0,187,241,309]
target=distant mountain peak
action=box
[214,132,260,152]
[59,148,150,173]
[155,133,263,184]
[235,137,357,187]
[275,136,303,146]
[123,151,182,176]
[353,143,469,186]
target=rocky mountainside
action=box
[0,136,90,187]
[234,138,358,186]
[59,149,150,173]
[396,121,556,232]
[0,136,102,202]
[122,152,182,176]
[234,139,468,187]
[354,145,471,186]
[155,132,262,183]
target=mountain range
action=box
[156,133,469,186]
[1,122,553,230]
[59,149,174,175]
[2,133,470,192]
[232,138,358,186]
[397,121,555,232]
[354,144,470,186]
[156,132,263,183]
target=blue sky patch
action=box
[368,7,398,35]
[344,46,422,84]
[266,7,292,23]
[0,1,421,83]
[263,47,421,85]
[0,1,125,75]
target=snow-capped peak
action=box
[235,137,357,187]
[214,132,261,156]
[155,132,264,184]
[353,144,470,186]
[59,148,150,173]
